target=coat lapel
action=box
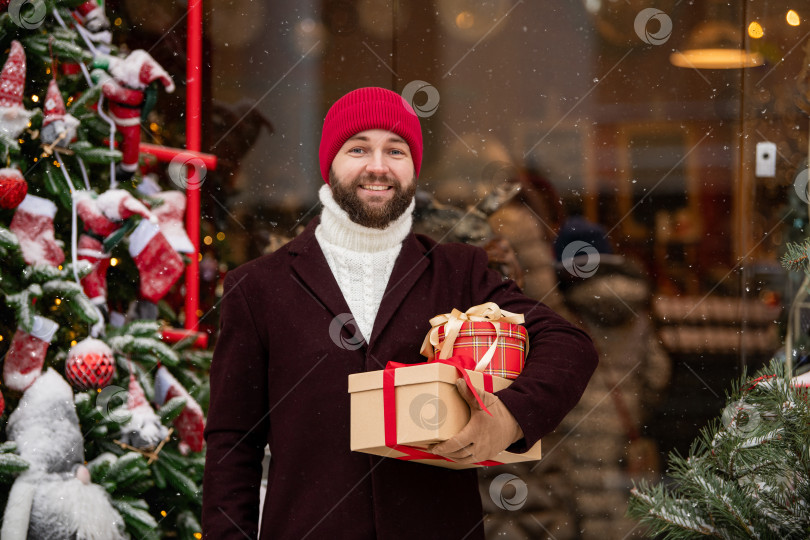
[369,233,429,345]
[288,219,354,320]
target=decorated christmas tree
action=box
[0,2,210,538]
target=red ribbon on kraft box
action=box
[382,355,502,466]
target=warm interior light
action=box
[748,21,764,38]
[670,48,764,69]
[455,11,474,30]
[787,10,801,26]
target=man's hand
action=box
[429,378,524,464]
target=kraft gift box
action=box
[348,361,542,470]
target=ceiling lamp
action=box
[670,2,764,69]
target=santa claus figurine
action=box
[73,0,111,43]
[91,51,175,180]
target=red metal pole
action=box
[139,142,217,170]
[185,0,202,330]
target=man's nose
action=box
[365,150,390,175]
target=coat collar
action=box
[288,217,430,346]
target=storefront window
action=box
[124,0,810,537]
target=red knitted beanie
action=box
[319,87,423,184]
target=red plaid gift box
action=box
[420,302,529,379]
[435,321,527,379]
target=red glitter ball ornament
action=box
[0,167,28,210]
[65,337,116,390]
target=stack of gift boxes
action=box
[348,303,542,469]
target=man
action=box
[202,87,598,539]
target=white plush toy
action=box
[0,369,126,540]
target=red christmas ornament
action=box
[65,337,116,390]
[0,167,28,209]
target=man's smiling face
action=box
[329,128,416,229]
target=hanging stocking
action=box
[0,167,28,210]
[2,316,59,392]
[148,190,194,253]
[154,366,205,452]
[95,189,155,222]
[10,194,65,267]
[119,372,168,449]
[77,234,111,306]
[128,220,184,302]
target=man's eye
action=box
[349,148,364,154]
[390,149,405,155]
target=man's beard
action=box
[329,169,416,229]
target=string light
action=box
[787,10,801,26]
[203,235,213,245]
[54,298,61,305]
[30,94,39,103]
[110,258,119,266]
[216,232,225,241]
[748,21,764,38]
[70,340,77,347]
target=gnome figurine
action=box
[0,369,126,540]
[0,41,35,139]
[41,79,80,147]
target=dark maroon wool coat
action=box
[202,219,598,540]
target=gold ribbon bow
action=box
[420,302,526,372]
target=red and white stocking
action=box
[154,366,205,452]
[75,190,120,237]
[128,220,184,302]
[77,234,111,305]
[95,189,155,222]
[2,316,59,392]
[10,194,65,267]
[150,191,194,253]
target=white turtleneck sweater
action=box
[315,184,414,342]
